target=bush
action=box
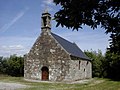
[0,55,24,77]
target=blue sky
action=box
[0,0,109,57]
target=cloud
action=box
[0,36,36,57]
[43,0,54,6]
[0,7,29,32]
[41,0,55,12]
[0,44,28,57]
[1,45,24,50]
[0,45,25,53]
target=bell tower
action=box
[41,9,51,33]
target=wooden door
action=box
[41,67,49,80]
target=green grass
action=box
[0,75,120,90]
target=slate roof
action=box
[51,33,90,60]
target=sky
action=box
[0,0,110,57]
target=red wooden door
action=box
[41,67,49,80]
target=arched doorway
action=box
[41,66,49,80]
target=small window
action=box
[84,68,85,72]
[43,17,47,26]
[86,61,89,65]
[79,61,81,70]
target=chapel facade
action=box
[24,11,92,81]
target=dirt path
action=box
[0,82,29,90]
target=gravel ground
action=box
[25,78,93,84]
[0,79,93,90]
[0,82,29,90]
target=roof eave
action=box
[70,55,92,61]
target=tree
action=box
[105,50,120,80]
[0,57,3,73]
[0,55,24,76]
[53,0,120,54]
[0,57,8,74]
[84,50,106,77]
[7,55,24,76]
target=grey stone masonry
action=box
[24,29,71,81]
[24,11,92,82]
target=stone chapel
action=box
[24,10,92,82]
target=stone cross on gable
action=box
[44,5,49,13]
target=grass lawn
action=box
[0,75,120,90]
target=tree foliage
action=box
[0,55,24,76]
[105,51,120,80]
[109,33,120,54]
[53,0,119,31]
[0,57,8,74]
[85,49,120,80]
[53,0,120,54]
[84,50,106,78]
